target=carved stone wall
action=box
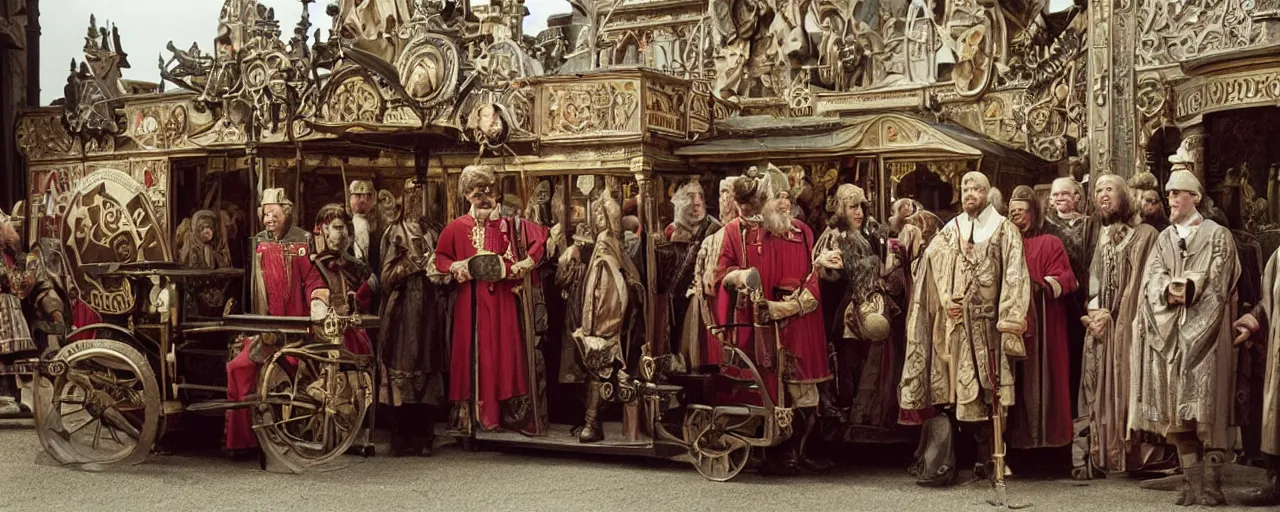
[0,0,35,210]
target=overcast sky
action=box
[38,0,571,105]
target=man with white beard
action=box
[716,165,830,474]
[347,180,381,271]
[899,172,1029,487]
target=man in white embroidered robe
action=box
[899,172,1030,486]
[1130,169,1239,507]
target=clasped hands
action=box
[815,249,843,270]
[1079,309,1109,337]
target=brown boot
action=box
[1200,450,1226,506]
[1241,456,1280,507]
[578,383,604,443]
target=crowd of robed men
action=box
[0,157,1278,506]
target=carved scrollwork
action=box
[321,69,385,124]
[17,115,77,162]
[1136,0,1263,67]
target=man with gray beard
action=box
[660,181,720,364]
[1072,174,1173,479]
[899,172,1029,487]
[716,165,830,474]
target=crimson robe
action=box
[225,227,319,450]
[715,218,829,402]
[1009,232,1077,449]
[435,215,547,432]
[313,253,375,355]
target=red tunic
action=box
[1010,232,1078,449]
[715,218,829,402]
[434,215,547,432]
[225,228,320,450]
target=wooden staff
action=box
[513,165,544,434]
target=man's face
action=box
[1095,182,1122,216]
[961,181,987,215]
[896,201,913,219]
[686,191,706,222]
[1141,190,1163,218]
[262,204,287,236]
[1167,189,1198,220]
[467,186,496,213]
[199,225,214,244]
[349,192,373,215]
[1050,182,1079,214]
[324,218,350,251]
[844,201,864,230]
[1008,200,1033,232]
[771,191,793,215]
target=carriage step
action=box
[176,383,228,393]
[713,406,752,417]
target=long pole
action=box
[514,167,543,434]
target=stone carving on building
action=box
[1136,0,1264,68]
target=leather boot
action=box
[915,415,957,487]
[1241,455,1280,507]
[1200,450,1226,506]
[796,410,834,473]
[763,441,800,476]
[578,383,604,443]
[389,406,414,457]
[1175,464,1204,507]
[418,405,437,457]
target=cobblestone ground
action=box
[0,419,1269,512]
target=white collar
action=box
[1173,212,1202,239]
[953,204,1002,245]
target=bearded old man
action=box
[715,165,831,474]
[899,172,1029,487]
[573,193,645,443]
[815,184,904,433]
[226,188,319,454]
[684,177,737,367]
[1072,174,1171,479]
[379,180,448,456]
[434,165,546,434]
[347,180,382,271]
[1130,171,1170,233]
[1005,186,1076,450]
[1130,169,1239,507]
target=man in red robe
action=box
[1006,186,1077,450]
[435,165,546,434]
[225,188,320,454]
[716,164,830,474]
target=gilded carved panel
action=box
[1176,69,1280,122]
[16,113,78,162]
[538,79,642,141]
[645,81,688,137]
[1136,0,1263,68]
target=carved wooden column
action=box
[1086,0,1139,178]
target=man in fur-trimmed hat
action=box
[226,188,321,456]
[1005,185,1077,451]
[714,164,831,474]
[899,172,1030,487]
[433,164,548,435]
[1131,168,1239,506]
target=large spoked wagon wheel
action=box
[253,344,372,473]
[32,339,162,469]
[682,407,751,482]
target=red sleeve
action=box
[434,222,458,274]
[1044,236,1078,296]
[303,258,325,301]
[355,280,373,312]
[522,219,548,264]
[664,224,675,240]
[714,221,741,285]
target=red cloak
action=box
[434,215,546,432]
[1010,232,1077,449]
